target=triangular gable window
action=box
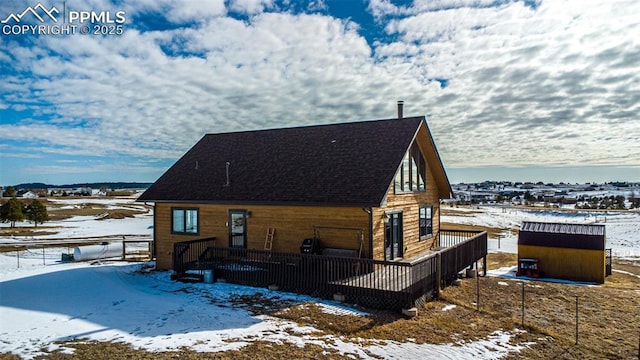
[394,142,426,193]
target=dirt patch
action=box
[441,206,486,216]
[441,222,504,238]
[486,252,518,269]
[0,227,59,237]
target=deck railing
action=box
[173,237,216,275]
[172,231,487,310]
[439,230,488,284]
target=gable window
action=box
[394,142,426,193]
[172,208,198,234]
[419,205,433,239]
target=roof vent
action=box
[397,100,404,119]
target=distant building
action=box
[21,191,38,199]
[517,221,609,283]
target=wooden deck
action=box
[172,230,487,310]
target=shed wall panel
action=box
[518,244,605,283]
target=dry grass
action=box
[441,254,640,359]
[441,221,506,239]
[30,340,352,360]
[47,204,147,221]
[0,227,59,237]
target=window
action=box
[172,208,198,234]
[419,206,433,239]
[394,142,426,193]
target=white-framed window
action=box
[172,208,198,234]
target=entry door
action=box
[385,212,403,260]
[228,210,247,248]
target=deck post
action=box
[436,252,442,297]
[483,255,487,276]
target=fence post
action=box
[436,253,441,297]
[521,282,525,327]
[42,246,45,265]
[17,249,19,268]
[476,268,480,311]
[575,296,579,345]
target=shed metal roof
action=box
[521,221,605,236]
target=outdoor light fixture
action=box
[383,212,390,224]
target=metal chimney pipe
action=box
[225,161,230,187]
[397,100,404,119]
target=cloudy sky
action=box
[0,0,638,186]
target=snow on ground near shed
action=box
[442,206,640,257]
[487,266,598,286]
[0,255,527,359]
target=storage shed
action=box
[517,221,607,283]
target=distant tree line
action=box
[576,195,632,210]
[0,198,49,228]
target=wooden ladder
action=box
[264,227,275,251]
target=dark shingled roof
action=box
[138,116,449,206]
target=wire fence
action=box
[2,240,153,268]
[444,276,640,358]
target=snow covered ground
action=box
[0,256,527,359]
[0,197,153,241]
[442,205,640,258]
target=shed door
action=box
[385,212,403,260]
[229,210,247,248]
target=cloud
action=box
[373,0,640,168]
[228,0,274,15]
[307,0,327,12]
[0,0,638,184]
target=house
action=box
[139,105,453,271]
[20,191,38,199]
[517,221,609,283]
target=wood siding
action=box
[518,244,606,283]
[154,203,369,269]
[370,126,444,261]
